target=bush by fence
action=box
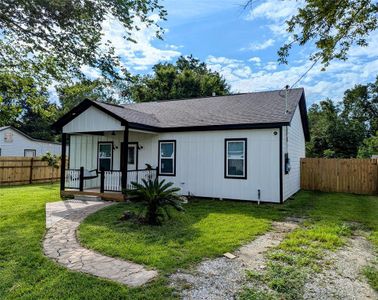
[0,157,61,186]
[301,158,378,195]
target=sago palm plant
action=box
[127,178,184,225]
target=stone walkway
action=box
[43,200,158,287]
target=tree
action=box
[127,178,185,225]
[57,79,123,115]
[306,99,366,158]
[275,0,378,68]
[41,152,61,183]
[19,100,59,141]
[0,0,166,82]
[357,133,378,158]
[124,55,230,102]
[0,72,59,141]
[342,76,378,135]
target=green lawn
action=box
[79,200,283,273]
[0,184,377,299]
[0,184,174,299]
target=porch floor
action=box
[62,189,124,202]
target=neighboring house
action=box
[53,88,309,203]
[0,126,61,157]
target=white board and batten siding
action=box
[63,103,305,203]
[282,106,306,201]
[63,106,125,133]
[157,129,281,203]
[0,127,60,157]
[67,129,281,202]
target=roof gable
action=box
[0,126,60,144]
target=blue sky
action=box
[96,0,378,105]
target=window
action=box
[225,139,247,179]
[98,142,113,171]
[4,131,13,143]
[159,140,176,176]
[24,149,36,157]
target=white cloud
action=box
[80,65,101,79]
[263,61,278,70]
[245,0,304,36]
[207,55,242,64]
[241,38,275,51]
[246,0,303,21]
[206,52,378,105]
[133,65,149,71]
[101,15,181,72]
[248,56,261,63]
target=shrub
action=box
[126,178,184,225]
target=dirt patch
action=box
[303,232,377,300]
[170,219,300,300]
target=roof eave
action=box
[129,122,289,132]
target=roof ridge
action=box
[123,88,304,106]
[93,99,160,124]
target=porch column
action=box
[121,124,129,191]
[60,133,67,192]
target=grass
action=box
[240,192,378,299]
[0,184,174,299]
[78,200,282,273]
[363,266,378,290]
[0,184,377,300]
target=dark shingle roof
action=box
[54,88,309,140]
[95,88,305,129]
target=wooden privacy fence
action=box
[0,157,61,186]
[301,158,378,195]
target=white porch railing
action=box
[65,169,80,189]
[103,170,122,192]
[64,168,158,193]
[126,169,157,190]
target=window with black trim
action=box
[225,139,247,179]
[98,142,113,171]
[159,140,176,176]
[24,149,36,157]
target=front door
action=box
[127,144,137,171]
[121,142,138,171]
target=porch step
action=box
[74,195,102,202]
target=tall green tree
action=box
[342,76,378,135]
[276,0,378,68]
[307,99,366,158]
[0,0,166,82]
[124,55,230,102]
[57,79,123,114]
[0,73,58,140]
[357,132,378,158]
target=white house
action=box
[0,126,61,157]
[53,88,309,203]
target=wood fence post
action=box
[29,157,34,184]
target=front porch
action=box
[62,167,158,201]
[59,115,160,200]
